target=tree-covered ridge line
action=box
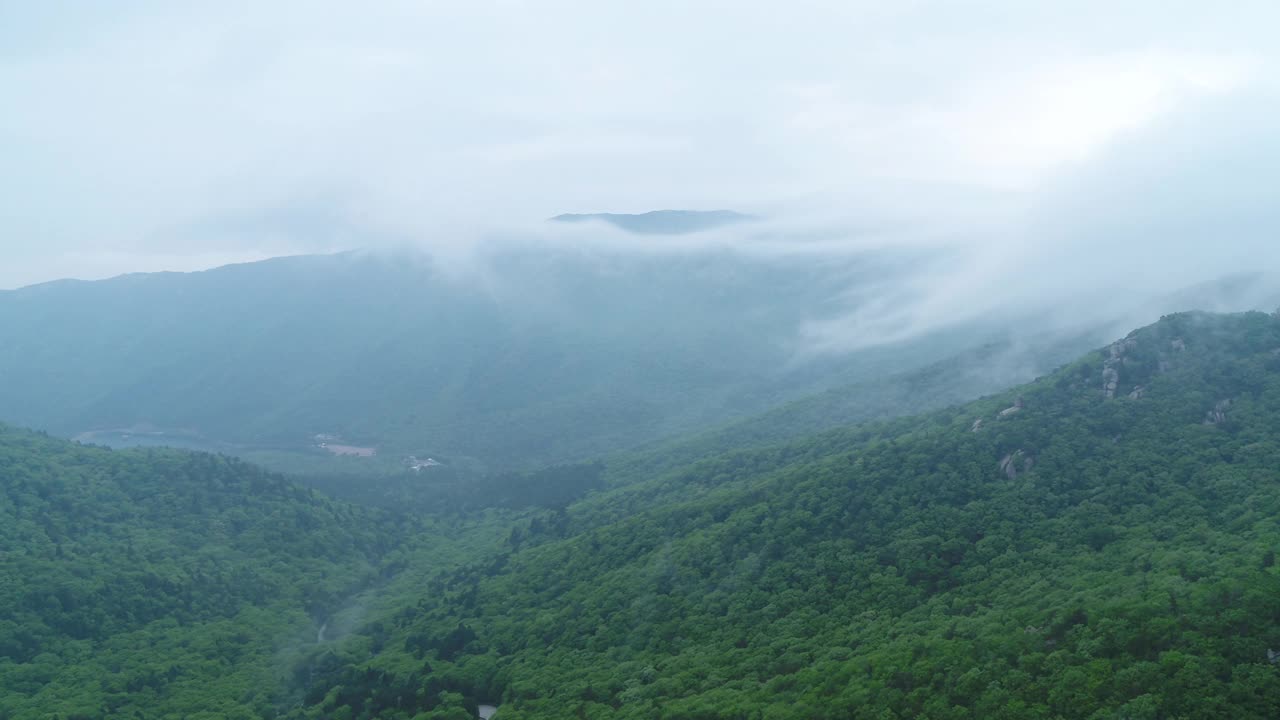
[596,323,1115,494]
[292,311,1280,719]
[0,248,956,473]
[0,427,431,719]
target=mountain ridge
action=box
[289,309,1280,719]
[0,244,994,473]
[6,310,1280,717]
[0,422,416,718]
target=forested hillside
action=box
[0,245,965,472]
[6,230,1275,479]
[600,326,1114,491]
[6,311,1280,719]
[9,3,1280,719]
[288,311,1280,719]
[0,427,417,719]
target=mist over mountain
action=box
[549,210,755,235]
[4,220,1278,478]
[0,245,826,468]
[0,232,976,471]
[7,3,1280,718]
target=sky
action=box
[2,1,1279,294]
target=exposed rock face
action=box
[998,397,1024,418]
[971,418,984,433]
[1205,398,1232,425]
[999,450,1034,480]
[1128,385,1146,400]
[1103,338,1139,399]
[1171,337,1186,352]
[1102,366,1120,399]
[999,454,1016,479]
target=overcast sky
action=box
[2,1,1279,290]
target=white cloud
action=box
[1,0,1278,293]
[785,51,1256,190]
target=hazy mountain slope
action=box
[550,209,754,234]
[0,244,980,472]
[5,231,1276,481]
[597,272,1280,493]
[294,311,1280,719]
[598,327,1111,494]
[0,425,416,718]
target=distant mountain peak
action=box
[550,209,755,235]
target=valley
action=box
[73,427,230,453]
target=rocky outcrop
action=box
[1171,337,1186,352]
[998,397,1024,418]
[1205,399,1231,425]
[999,450,1034,480]
[1102,338,1137,399]
[1103,366,1120,399]
[971,418,983,433]
[1127,385,1145,400]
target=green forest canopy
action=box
[2,310,1280,718]
[292,311,1280,719]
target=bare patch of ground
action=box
[320,443,377,457]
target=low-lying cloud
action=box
[3,1,1279,354]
